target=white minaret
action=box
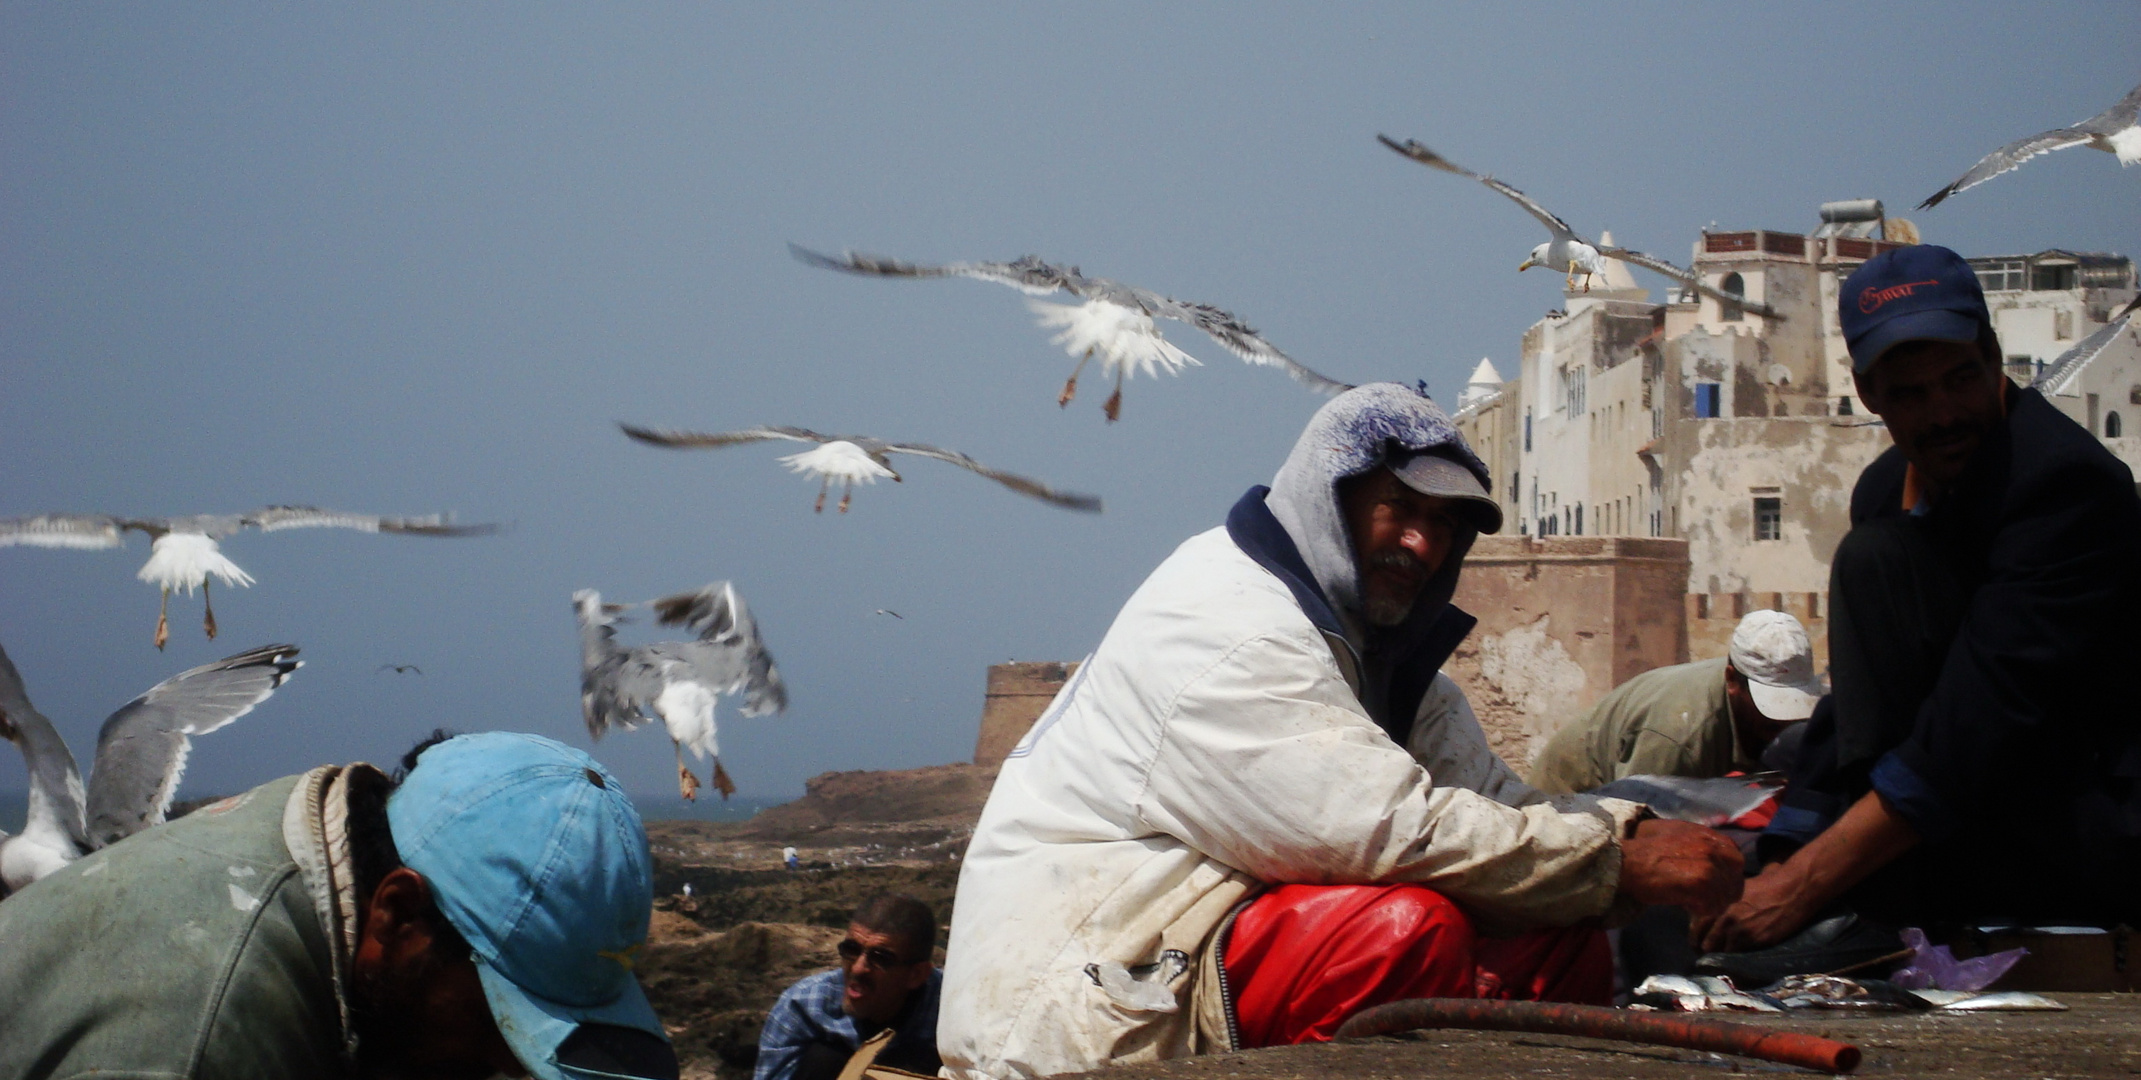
[1457,357,1504,411]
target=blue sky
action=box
[3,4,2133,809]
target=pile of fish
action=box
[1631,974,2066,1013]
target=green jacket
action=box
[1526,658,1754,795]
[0,770,356,1080]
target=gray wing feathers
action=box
[651,583,789,717]
[0,640,89,850]
[790,244,1074,295]
[0,514,128,549]
[619,423,830,449]
[1921,81,2141,208]
[1379,135,1577,240]
[84,643,301,848]
[1601,246,1785,321]
[244,506,499,537]
[881,443,1104,512]
[2033,295,2141,395]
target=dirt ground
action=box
[1094,996,2141,1079]
[643,762,988,1079]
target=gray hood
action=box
[1266,382,1492,642]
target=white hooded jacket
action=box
[939,385,1645,1080]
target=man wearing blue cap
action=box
[1696,245,2141,968]
[0,730,679,1080]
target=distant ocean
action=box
[0,789,789,836]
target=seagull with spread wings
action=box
[621,423,1103,514]
[1378,136,1782,320]
[791,244,1351,421]
[575,582,786,801]
[2033,294,2141,397]
[0,507,501,649]
[0,639,301,894]
[1920,80,2141,209]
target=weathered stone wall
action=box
[972,660,1077,766]
[1446,536,1690,769]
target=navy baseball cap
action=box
[388,732,675,1080]
[1839,244,1991,373]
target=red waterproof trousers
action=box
[1223,883,1613,1047]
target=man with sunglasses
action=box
[756,893,942,1080]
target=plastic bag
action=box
[1888,927,2026,992]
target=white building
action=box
[1455,203,2137,663]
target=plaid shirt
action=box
[755,967,943,1080]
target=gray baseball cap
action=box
[1387,449,1503,534]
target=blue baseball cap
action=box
[1839,244,1991,373]
[388,732,674,1080]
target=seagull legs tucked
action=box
[838,482,854,514]
[711,758,737,800]
[814,479,830,514]
[154,588,171,651]
[1103,368,1125,423]
[674,740,700,802]
[1059,352,1092,409]
[202,579,218,641]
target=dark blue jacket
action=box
[1848,386,2141,846]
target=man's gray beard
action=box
[1362,592,1414,627]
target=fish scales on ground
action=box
[0,637,301,893]
[0,507,500,649]
[789,244,1351,421]
[575,581,787,802]
[619,423,1102,514]
[1919,80,2141,208]
[1377,135,1783,319]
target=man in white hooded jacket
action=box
[939,384,1741,1080]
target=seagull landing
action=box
[620,424,1103,514]
[0,508,501,649]
[0,640,301,893]
[1921,80,2141,209]
[1377,135,1783,320]
[790,244,1350,422]
[575,583,787,802]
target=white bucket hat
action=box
[1729,610,1825,721]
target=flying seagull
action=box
[1920,81,2141,208]
[376,663,423,676]
[1378,136,1782,320]
[873,609,904,620]
[790,243,1351,421]
[575,582,787,802]
[2033,294,2141,397]
[0,640,301,894]
[621,424,1103,514]
[0,507,501,649]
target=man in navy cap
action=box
[0,730,679,1080]
[1696,245,2141,972]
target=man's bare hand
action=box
[1696,861,1816,952]
[1617,819,1743,917]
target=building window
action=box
[1837,395,1854,416]
[1753,497,1782,541]
[2107,412,2124,437]
[2005,355,2035,383]
[1561,365,1587,416]
[2032,263,2077,292]
[1524,408,1533,451]
[2055,310,2074,340]
[1694,383,1722,418]
[1974,258,2026,292]
[1574,504,1584,535]
[1719,272,1745,322]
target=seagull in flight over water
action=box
[0,639,301,894]
[0,507,500,649]
[791,244,1351,421]
[575,582,786,802]
[1378,136,1782,320]
[1920,80,2141,208]
[621,424,1102,514]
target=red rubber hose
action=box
[1334,998,1861,1074]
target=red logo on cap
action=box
[1858,279,1941,314]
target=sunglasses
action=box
[837,939,921,969]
